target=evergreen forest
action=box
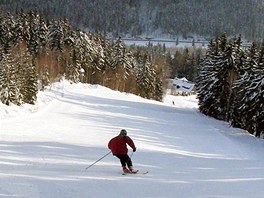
[0,0,263,41]
[196,33,264,138]
[0,10,167,106]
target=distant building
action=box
[167,77,195,96]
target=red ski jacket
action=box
[108,135,136,155]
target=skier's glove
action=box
[133,148,136,152]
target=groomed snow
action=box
[1,81,264,198]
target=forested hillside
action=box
[0,10,166,106]
[0,0,263,40]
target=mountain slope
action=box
[0,0,262,40]
[1,81,264,197]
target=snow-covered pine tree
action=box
[72,31,105,84]
[99,34,113,86]
[60,18,75,80]
[40,66,50,90]
[29,15,40,54]
[0,13,15,53]
[23,59,38,104]
[0,46,4,103]
[48,20,64,51]
[37,16,48,50]
[196,38,222,118]
[152,66,163,101]
[48,19,68,79]
[252,42,264,137]
[121,51,137,93]
[88,33,107,83]
[110,37,127,90]
[73,31,90,83]
[62,21,79,83]
[0,13,20,105]
[26,11,48,55]
[135,53,154,99]
[223,35,245,122]
[16,11,30,44]
[234,42,264,137]
[249,74,264,137]
[0,52,18,105]
[66,48,81,83]
[216,35,242,121]
[230,42,258,133]
[197,33,241,121]
[60,18,73,46]
[16,50,38,104]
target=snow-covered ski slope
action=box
[1,81,264,198]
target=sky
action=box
[1,80,264,198]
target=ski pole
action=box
[126,151,134,165]
[85,151,111,170]
[130,151,134,159]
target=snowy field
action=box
[1,81,264,198]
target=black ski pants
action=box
[114,154,133,167]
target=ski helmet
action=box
[120,129,127,136]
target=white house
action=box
[167,77,195,96]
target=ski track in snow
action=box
[1,81,264,198]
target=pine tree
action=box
[110,37,127,90]
[0,13,15,53]
[152,66,163,101]
[135,54,153,99]
[17,50,38,104]
[122,51,137,93]
[0,46,4,103]
[249,72,264,137]
[253,42,264,137]
[196,38,222,117]
[235,42,264,137]
[48,20,64,51]
[66,48,81,83]
[230,42,258,133]
[25,11,48,55]
[197,34,241,121]
[0,52,17,105]
[40,66,50,90]
[23,60,38,104]
[89,33,107,83]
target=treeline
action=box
[167,48,204,81]
[0,10,165,106]
[196,33,264,137]
[1,0,263,40]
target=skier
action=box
[108,129,137,173]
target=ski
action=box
[135,171,148,175]
[122,171,148,175]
